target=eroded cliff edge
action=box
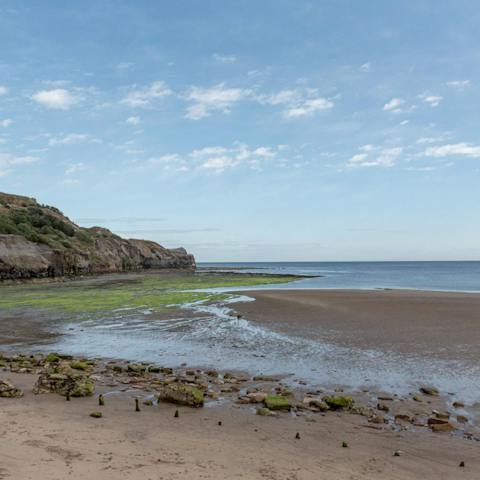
[0,192,195,280]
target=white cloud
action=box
[184,83,252,120]
[31,89,78,110]
[0,152,38,176]
[400,120,409,125]
[424,142,480,159]
[65,162,87,175]
[0,86,8,96]
[126,116,140,125]
[258,88,334,118]
[446,80,472,89]
[213,53,237,64]
[418,93,442,107]
[347,146,402,168]
[121,81,172,108]
[146,143,285,174]
[48,133,89,146]
[360,62,371,72]
[0,119,12,127]
[383,98,405,112]
[416,137,443,144]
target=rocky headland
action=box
[0,192,195,280]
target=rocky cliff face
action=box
[0,192,195,280]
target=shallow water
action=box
[40,292,480,403]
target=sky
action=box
[0,1,479,261]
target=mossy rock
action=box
[256,407,272,416]
[420,386,439,396]
[111,365,124,373]
[90,411,102,418]
[127,364,147,374]
[264,395,291,411]
[323,396,354,410]
[70,361,89,371]
[70,379,94,397]
[0,380,23,398]
[44,353,61,364]
[147,365,161,373]
[157,382,204,407]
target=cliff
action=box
[0,192,195,280]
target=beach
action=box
[1,276,480,478]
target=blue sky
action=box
[1,1,479,261]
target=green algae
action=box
[264,395,291,411]
[323,396,354,410]
[0,272,300,316]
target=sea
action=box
[199,261,480,292]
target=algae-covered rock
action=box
[90,411,102,418]
[157,382,204,407]
[44,353,61,364]
[420,386,439,396]
[147,365,161,373]
[70,361,89,371]
[0,379,23,398]
[256,407,273,416]
[264,395,291,411]
[34,361,94,397]
[127,363,147,374]
[323,396,354,410]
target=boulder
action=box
[420,386,439,396]
[33,362,94,397]
[431,422,455,433]
[157,382,204,407]
[323,396,354,410]
[0,379,23,398]
[264,395,291,411]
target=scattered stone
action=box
[378,395,394,401]
[44,353,61,364]
[394,414,412,424]
[341,441,348,448]
[135,398,140,412]
[394,450,403,457]
[98,394,104,406]
[412,395,422,402]
[264,395,291,411]
[377,402,389,412]
[453,401,465,408]
[459,461,465,468]
[174,409,179,418]
[247,392,267,403]
[147,365,161,373]
[420,386,439,396]
[253,375,282,382]
[0,379,23,398]
[457,415,468,423]
[218,421,222,426]
[90,411,102,418]
[157,382,204,407]
[256,407,273,416]
[323,396,354,411]
[295,432,301,439]
[127,364,147,374]
[303,397,328,411]
[431,422,455,433]
[427,417,449,426]
[206,370,219,377]
[70,361,89,371]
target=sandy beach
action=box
[1,370,479,480]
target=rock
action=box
[157,382,204,407]
[127,364,147,374]
[303,397,328,411]
[427,417,449,426]
[90,411,102,418]
[147,365,161,373]
[341,441,348,448]
[378,395,394,401]
[247,392,267,403]
[394,450,403,457]
[44,353,61,364]
[394,414,413,424]
[420,386,439,396]
[264,395,291,411]
[435,411,450,420]
[377,402,389,412]
[70,361,89,371]
[256,407,274,416]
[0,379,23,398]
[206,370,219,377]
[33,362,94,397]
[323,396,354,410]
[431,422,454,433]
[253,375,282,382]
[459,461,465,468]
[457,415,468,423]
[453,401,465,408]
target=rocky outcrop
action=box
[0,192,195,280]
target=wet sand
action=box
[233,289,480,360]
[1,371,479,480]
